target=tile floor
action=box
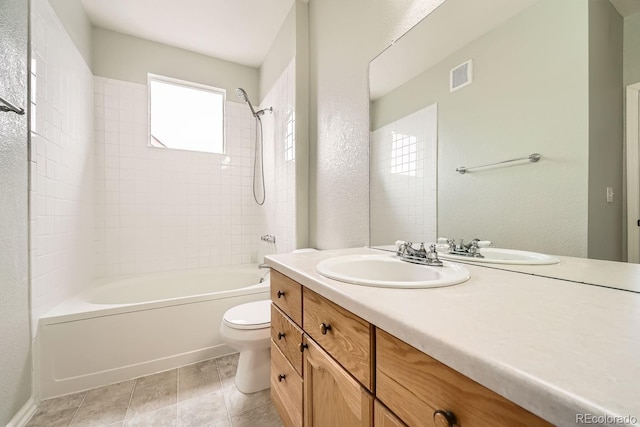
[27,353,284,427]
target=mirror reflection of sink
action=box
[438,248,560,265]
[316,254,470,288]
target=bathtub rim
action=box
[40,264,270,326]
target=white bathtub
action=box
[38,264,270,398]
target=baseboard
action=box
[6,397,37,427]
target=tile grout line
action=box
[123,378,137,422]
[176,365,180,424]
[215,356,231,421]
[66,391,88,427]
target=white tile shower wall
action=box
[370,103,438,246]
[29,0,95,334]
[93,77,258,276]
[257,60,296,259]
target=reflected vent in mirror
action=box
[450,59,473,92]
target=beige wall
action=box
[588,0,623,261]
[624,12,640,87]
[92,27,259,103]
[259,5,296,102]
[48,0,93,69]
[308,0,436,249]
[0,0,32,423]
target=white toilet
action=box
[220,299,272,393]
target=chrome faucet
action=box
[396,241,443,267]
[442,237,493,258]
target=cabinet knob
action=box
[433,410,457,427]
[277,290,285,298]
[320,323,332,335]
[277,374,286,382]
[298,342,308,353]
[277,332,286,340]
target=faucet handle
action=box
[417,242,428,256]
[427,244,443,266]
[467,240,480,255]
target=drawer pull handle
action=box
[320,323,332,335]
[299,342,308,353]
[277,374,286,382]
[433,410,457,427]
[277,290,285,298]
[277,332,286,340]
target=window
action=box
[391,131,417,176]
[148,74,225,154]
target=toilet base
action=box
[235,347,271,393]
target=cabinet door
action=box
[374,400,407,427]
[303,336,373,427]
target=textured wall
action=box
[0,0,32,423]
[308,0,443,249]
[30,0,95,333]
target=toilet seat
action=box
[222,300,271,330]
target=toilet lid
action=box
[223,300,271,330]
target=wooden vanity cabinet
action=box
[270,269,552,427]
[303,336,373,427]
[270,272,374,427]
[271,343,303,427]
[303,287,374,391]
[374,400,407,427]
[271,269,302,325]
[376,329,552,427]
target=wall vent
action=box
[450,59,473,92]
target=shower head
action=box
[236,87,258,117]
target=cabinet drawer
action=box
[271,304,304,375]
[271,342,303,427]
[270,269,302,326]
[376,329,552,427]
[303,288,373,391]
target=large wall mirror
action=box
[369,0,640,290]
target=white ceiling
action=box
[81,0,296,68]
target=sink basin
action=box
[316,254,470,288]
[438,248,560,265]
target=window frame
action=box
[147,73,226,154]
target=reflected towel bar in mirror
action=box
[456,153,541,174]
[0,95,25,115]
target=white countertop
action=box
[372,245,640,293]
[265,247,640,427]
